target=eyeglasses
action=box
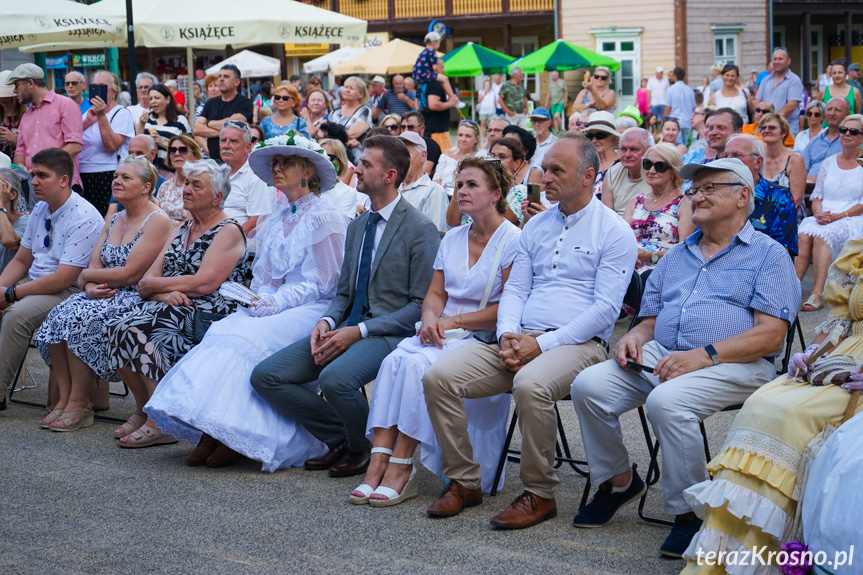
[136,84,153,92]
[719,152,759,160]
[169,145,189,155]
[840,127,862,136]
[806,111,822,118]
[384,124,400,132]
[267,157,297,171]
[43,218,53,249]
[272,94,292,102]
[759,124,780,132]
[586,131,612,141]
[129,150,147,158]
[64,81,81,87]
[593,74,610,80]
[684,182,744,198]
[641,159,670,173]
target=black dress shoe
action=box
[304,441,348,471]
[328,450,371,477]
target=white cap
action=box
[371,75,386,85]
[655,66,664,73]
[397,130,426,152]
[424,31,441,44]
[680,158,755,191]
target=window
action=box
[711,24,744,66]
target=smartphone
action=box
[88,83,107,104]
[526,183,541,206]
[626,359,654,373]
[473,331,499,345]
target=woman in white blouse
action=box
[351,156,521,507]
[433,120,480,196]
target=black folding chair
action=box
[492,271,646,497]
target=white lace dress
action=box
[366,221,520,493]
[145,193,347,472]
[798,155,863,257]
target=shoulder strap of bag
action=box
[478,225,515,311]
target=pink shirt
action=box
[15,91,84,188]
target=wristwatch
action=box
[0,207,7,214]
[704,344,719,366]
[651,252,659,264]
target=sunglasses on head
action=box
[169,145,189,155]
[642,159,670,173]
[586,131,612,141]
[384,123,400,131]
[272,94,292,102]
[839,126,862,136]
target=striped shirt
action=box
[640,222,800,356]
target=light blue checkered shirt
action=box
[640,222,801,356]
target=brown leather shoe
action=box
[304,441,348,471]
[427,480,483,518]
[490,491,557,529]
[328,450,371,477]
[206,444,244,468]
[186,434,221,467]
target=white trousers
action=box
[570,340,775,514]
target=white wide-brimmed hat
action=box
[584,111,620,138]
[248,131,336,190]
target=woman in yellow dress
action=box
[681,237,863,574]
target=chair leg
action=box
[636,406,674,526]
[490,410,519,497]
[554,402,589,476]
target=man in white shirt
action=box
[396,131,448,232]
[126,72,158,125]
[218,122,273,236]
[491,73,505,116]
[475,117,509,159]
[529,107,557,168]
[647,67,670,119]
[423,133,638,528]
[0,148,102,410]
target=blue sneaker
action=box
[659,515,703,558]
[573,465,647,528]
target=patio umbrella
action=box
[0,0,125,49]
[442,42,515,77]
[333,39,436,76]
[304,46,366,74]
[206,50,281,78]
[510,39,620,74]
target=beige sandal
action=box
[48,404,94,432]
[114,412,148,439]
[801,294,825,312]
[40,408,65,429]
[118,424,177,449]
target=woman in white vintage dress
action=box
[350,156,521,506]
[145,132,347,470]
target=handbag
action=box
[415,225,515,341]
[192,306,226,345]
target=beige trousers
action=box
[0,285,78,392]
[422,331,607,499]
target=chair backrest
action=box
[623,270,648,330]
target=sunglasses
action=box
[575,120,589,127]
[64,81,81,87]
[169,145,189,155]
[839,126,862,136]
[486,157,504,180]
[806,111,822,117]
[327,154,339,164]
[460,120,479,127]
[401,124,420,131]
[384,124,400,131]
[755,108,772,114]
[594,74,610,80]
[43,218,53,249]
[272,94,292,102]
[251,136,260,144]
[586,131,612,141]
[641,159,670,173]
[223,120,248,130]
[136,84,152,92]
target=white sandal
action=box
[369,456,418,507]
[350,447,393,505]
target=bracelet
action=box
[845,211,850,219]
[458,313,464,328]
[4,287,12,304]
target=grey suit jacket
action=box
[324,195,440,345]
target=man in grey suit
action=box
[251,136,440,477]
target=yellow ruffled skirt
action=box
[681,335,863,574]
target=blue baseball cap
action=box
[529,107,552,120]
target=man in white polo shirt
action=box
[219,121,273,236]
[396,131,448,232]
[0,148,102,410]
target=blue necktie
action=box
[346,212,382,326]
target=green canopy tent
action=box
[442,42,516,120]
[510,39,620,73]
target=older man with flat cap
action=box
[571,158,800,558]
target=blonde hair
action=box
[320,138,348,177]
[93,70,121,94]
[644,142,684,188]
[344,76,370,105]
[118,155,159,202]
[759,112,791,137]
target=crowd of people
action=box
[1,41,863,574]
